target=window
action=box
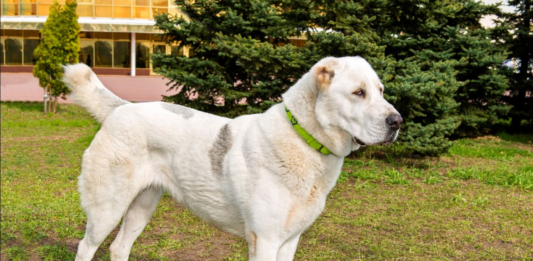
[23,39,39,65]
[4,39,23,65]
[113,6,130,18]
[77,5,93,17]
[95,5,111,17]
[2,0,180,19]
[4,38,23,65]
[37,4,51,15]
[113,0,131,18]
[2,3,18,16]
[135,42,149,68]
[0,30,40,66]
[152,0,166,7]
[0,30,186,72]
[168,6,180,15]
[171,45,184,56]
[133,6,149,18]
[94,0,111,17]
[0,42,4,65]
[78,33,139,69]
[1,0,183,20]
[113,41,130,68]
[95,40,112,67]
[79,40,94,67]
[19,2,37,15]
[153,44,165,54]
[152,44,165,71]
[152,8,167,18]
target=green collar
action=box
[285,106,332,155]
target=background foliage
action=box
[153,0,530,156]
[495,0,533,131]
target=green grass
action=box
[2,102,533,260]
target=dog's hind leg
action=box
[109,187,162,261]
[75,196,130,261]
[75,146,142,261]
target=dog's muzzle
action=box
[352,114,402,146]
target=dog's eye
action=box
[353,90,365,96]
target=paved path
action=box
[1,73,181,103]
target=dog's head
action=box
[312,56,402,150]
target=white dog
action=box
[63,56,402,261]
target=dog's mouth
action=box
[353,137,366,146]
[353,132,397,146]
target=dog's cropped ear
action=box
[314,57,338,90]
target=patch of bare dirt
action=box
[514,143,533,153]
[475,136,502,141]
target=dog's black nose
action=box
[386,114,403,130]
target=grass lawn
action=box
[1,101,532,260]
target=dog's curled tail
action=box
[63,63,129,123]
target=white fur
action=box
[63,56,401,261]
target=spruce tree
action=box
[153,0,304,117]
[152,0,383,117]
[377,51,462,156]
[371,0,510,153]
[497,0,533,131]
[153,0,509,156]
[33,0,80,113]
[449,26,510,136]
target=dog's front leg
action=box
[276,234,301,261]
[248,235,282,261]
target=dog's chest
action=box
[283,154,345,230]
[269,140,328,195]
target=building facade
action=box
[1,0,186,76]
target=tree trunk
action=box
[53,97,58,114]
[48,95,53,113]
[44,93,47,114]
[44,84,50,114]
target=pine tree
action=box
[33,0,80,113]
